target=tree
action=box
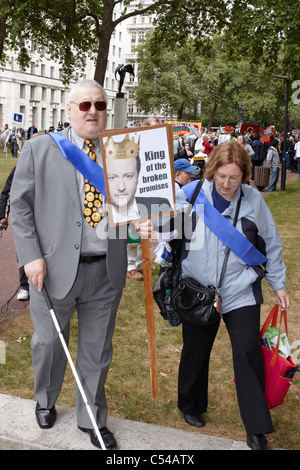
[135,32,293,130]
[0,0,235,86]
[0,1,176,85]
[135,35,200,120]
[223,0,300,80]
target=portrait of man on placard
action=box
[101,126,175,226]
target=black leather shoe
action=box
[35,403,57,429]
[78,426,117,449]
[247,434,271,450]
[183,413,205,428]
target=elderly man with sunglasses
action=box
[10,79,152,450]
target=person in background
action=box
[294,138,300,179]
[267,139,280,192]
[27,124,38,140]
[174,159,198,191]
[6,127,20,158]
[250,133,263,181]
[0,124,10,151]
[0,166,29,300]
[202,135,213,156]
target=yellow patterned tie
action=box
[83,139,103,228]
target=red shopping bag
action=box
[260,305,297,409]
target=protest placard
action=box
[100,124,175,226]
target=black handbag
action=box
[171,191,242,326]
[172,278,220,326]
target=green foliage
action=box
[224,0,300,80]
[135,35,201,120]
[135,31,300,130]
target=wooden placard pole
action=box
[141,237,159,399]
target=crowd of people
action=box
[0,122,70,158]
[173,126,300,191]
[0,91,294,451]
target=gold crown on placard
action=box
[104,134,140,159]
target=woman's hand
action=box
[275,289,290,309]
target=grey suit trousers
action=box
[30,257,122,428]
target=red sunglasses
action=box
[72,101,107,112]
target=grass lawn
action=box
[0,150,299,450]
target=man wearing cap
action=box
[10,79,152,450]
[174,158,198,191]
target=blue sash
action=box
[182,181,267,266]
[48,132,106,196]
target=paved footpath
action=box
[0,394,250,451]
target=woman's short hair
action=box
[204,141,251,183]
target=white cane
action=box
[42,285,106,451]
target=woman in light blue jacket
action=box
[176,141,289,450]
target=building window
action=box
[52,109,57,127]
[20,84,25,99]
[30,62,36,74]
[42,88,47,101]
[30,86,36,100]
[50,66,55,78]
[41,64,45,76]
[41,108,46,130]
[32,107,38,124]
[51,89,55,102]
[20,106,25,119]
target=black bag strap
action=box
[170,178,204,266]
[189,178,204,207]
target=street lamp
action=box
[274,75,290,191]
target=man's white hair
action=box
[69,79,108,103]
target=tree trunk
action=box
[177,104,184,121]
[207,101,218,130]
[0,17,7,62]
[93,1,115,86]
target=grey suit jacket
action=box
[10,129,128,299]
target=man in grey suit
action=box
[10,79,151,449]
